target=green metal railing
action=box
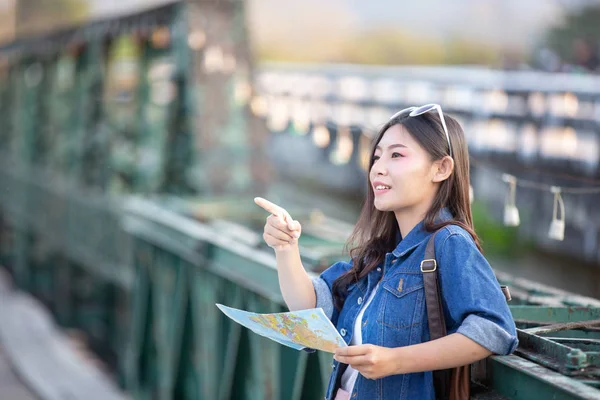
[120,197,344,399]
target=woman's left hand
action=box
[334,344,401,380]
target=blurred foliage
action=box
[471,200,532,259]
[257,27,501,66]
[16,0,89,39]
[542,5,600,68]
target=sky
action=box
[246,0,565,49]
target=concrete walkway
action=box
[0,269,126,400]
[0,344,37,400]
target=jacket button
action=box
[340,328,347,336]
[357,297,363,305]
[377,267,381,272]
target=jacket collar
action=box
[391,208,453,258]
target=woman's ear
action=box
[432,156,454,183]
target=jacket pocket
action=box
[377,273,425,331]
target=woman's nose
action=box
[371,160,387,176]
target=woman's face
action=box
[369,124,437,213]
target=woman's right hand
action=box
[254,197,302,251]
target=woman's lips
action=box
[372,181,392,195]
[374,188,390,195]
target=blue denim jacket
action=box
[312,209,518,400]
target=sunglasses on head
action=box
[389,103,453,158]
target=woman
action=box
[255,104,518,400]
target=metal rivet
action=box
[357,297,363,305]
[377,267,382,272]
[340,328,347,336]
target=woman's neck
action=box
[394,201,433,239]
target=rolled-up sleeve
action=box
[438,231,518,355]
[312,260,353,320]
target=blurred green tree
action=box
[542,5,600,71]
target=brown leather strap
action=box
[422,231,451,398]
[500,285,511,301]
[423,230,447,341]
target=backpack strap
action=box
[422,230,447,341]
[500,285,512,302]
[422,231,452,398]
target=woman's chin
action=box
[373,199,393,212]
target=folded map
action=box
[216,304,347,353]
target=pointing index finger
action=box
[254,197,285,217]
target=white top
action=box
[340,282,380,393]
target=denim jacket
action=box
[312,209,518,400]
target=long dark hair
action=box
[332,111,482,310]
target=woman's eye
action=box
[372,155,380,162]
[391,152,403,158]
